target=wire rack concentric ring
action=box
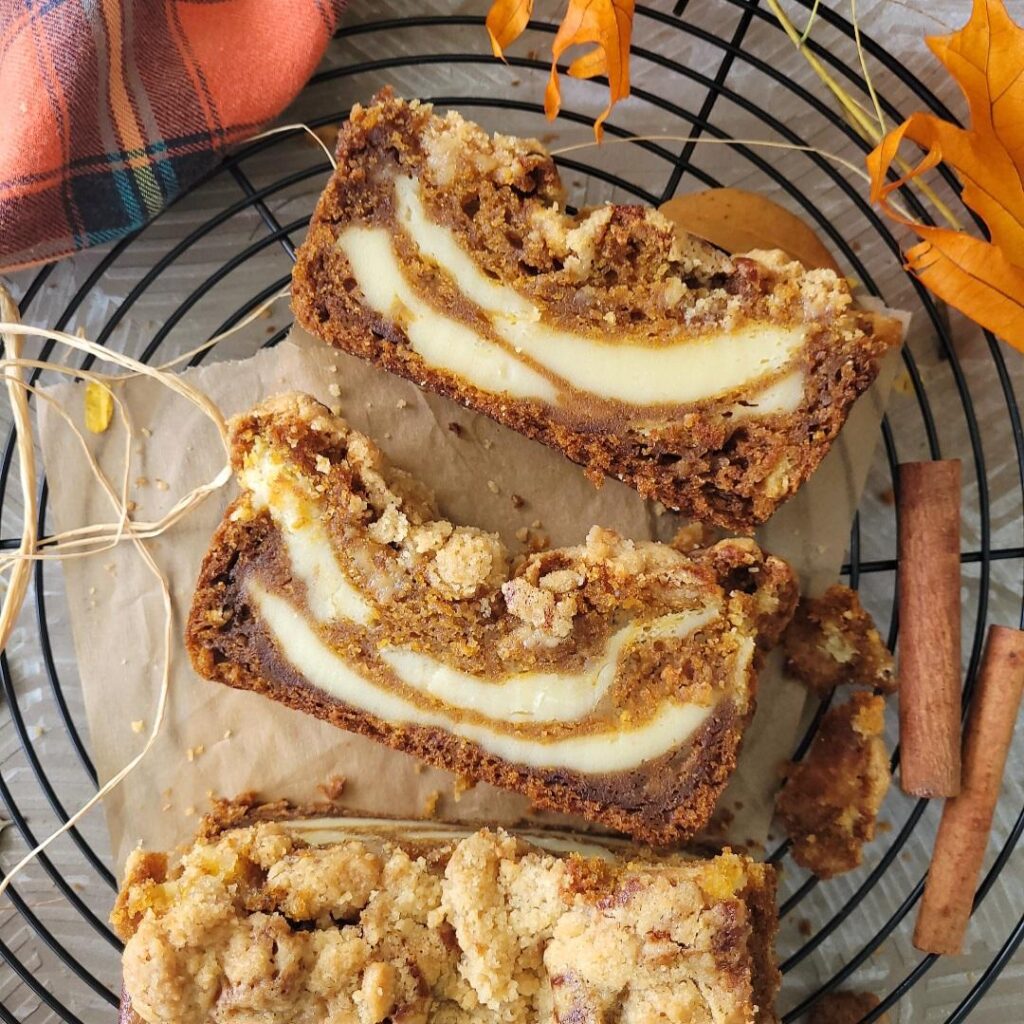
[1,3,1022,1021]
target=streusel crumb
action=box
[113,822,779,1024]
[775,692,891,878]
[784,584,895,695]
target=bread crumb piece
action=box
[422,790,441,817]
[223,729,232,740]
[487,480,499,494]
[318,775,347,801]
[154,478,169,492]
[671,522,716,553]
[784,584,895,696]
[131,720,145,734]
[134,476,148,487]
[510,493,525,509]
[452,775,476,802]
[328,382,341,397]
[776,692,890,878]
[360,961,398,1023]
[141,427,153,438]
[396,399,408,409]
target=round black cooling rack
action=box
[2,3,1023,1021]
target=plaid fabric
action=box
[0,0,345,273]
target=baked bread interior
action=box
[292,90,903,530]
[186,393,798,844]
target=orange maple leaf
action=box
[867,0,1024,352]
[485,0,635,141]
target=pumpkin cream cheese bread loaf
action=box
[185,394,797,844]
[291,90,903,530]
[112,809,780,1024]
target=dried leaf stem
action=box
[766,0,962,231]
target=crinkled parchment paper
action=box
[39,324,900,873]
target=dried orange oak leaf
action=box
[867,0,1024,352]
[546,0,634,140]
[486,0,635,140]
[486,0,533,59]
[84,381,114,434]
[660,189,840,272]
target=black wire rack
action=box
[1,2,1022,1021]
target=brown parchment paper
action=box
[39,324,902,874]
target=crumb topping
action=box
[187,395,799,844]
[291,90,903,530]
[226,394,797,681]
[113,823,776,1024]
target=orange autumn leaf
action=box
[486,0,533,59]
[546,0,634,140]
[485,0,635,141]
[867,0,1024,352]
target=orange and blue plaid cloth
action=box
[0,0,345,273]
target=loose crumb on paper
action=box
[452,775,476,802]
[422,790,441,818]
[317,775,347,801]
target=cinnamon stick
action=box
[914,625,1024,955]
[897,460,962,797]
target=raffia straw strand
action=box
[0,290,261,898]
[0,292,38,672]
[550,134,917,224]
[799,0,823,43]
[152,285,292,373]
[0,378,218,571]
[850,0,886,135]
[244,123,339,171]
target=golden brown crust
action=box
[775,693,891,878]
[185,394,798,845]
[291,89,902,531]
[114,818,780,1024]
[784,584,895,696]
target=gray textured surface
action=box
[0,1,1022,1020]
